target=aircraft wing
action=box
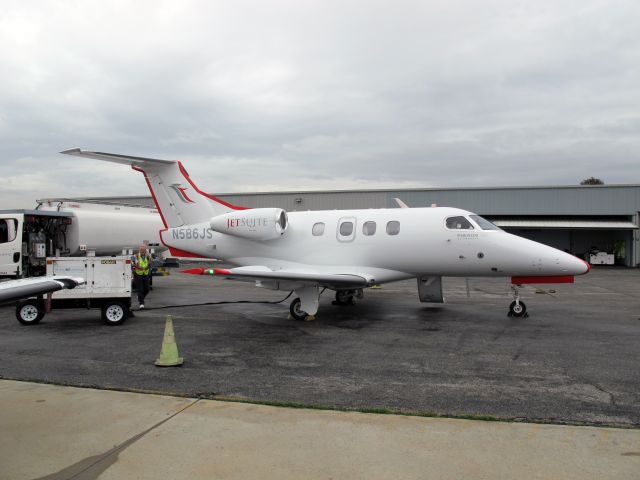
[0,276,85,304]
[183,266,374,289]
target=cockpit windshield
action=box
[469,215,501,230]
[445,216,474,230]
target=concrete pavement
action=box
[1,380,638,480]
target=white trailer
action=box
[0,201,165,278]
[15,256,133,326]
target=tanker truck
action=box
[0,200,165,278]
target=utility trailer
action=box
[15,256,133,326]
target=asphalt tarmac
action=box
[0,266,638,427]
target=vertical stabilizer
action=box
[61,149,246,228]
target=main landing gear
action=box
[289,288,365,321]
[333,289,364,306]
[289,286,320,321]
[508,284,528,318]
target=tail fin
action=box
[61,149,246,228]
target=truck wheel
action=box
[16,300,44,325]
[102,301,128,326]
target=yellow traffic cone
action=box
[155,315,184,367]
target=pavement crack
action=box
[592,383,617,407]
[31,399,200,480]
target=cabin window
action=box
[0,219,18,243]
[386,221,400,235]
[446,216,474,230]
[469,215,501,230]
[312,222,325,236]
[340,221,354,236]
[362,221,376,236]
[337,217,357,242]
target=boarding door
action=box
[0,214,23,277]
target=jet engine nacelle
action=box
[210,208,288,240]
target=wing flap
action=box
[184,266,373,289]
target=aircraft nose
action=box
[564,252,590,276]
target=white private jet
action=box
[62,148,589,320]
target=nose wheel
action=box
[508,285,528,318]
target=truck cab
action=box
[0,210,73,278]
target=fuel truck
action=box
[0,200,165,278]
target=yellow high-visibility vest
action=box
[134,254,150,276]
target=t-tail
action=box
[61,149,246,229]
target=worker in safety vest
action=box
[133,245,151,309]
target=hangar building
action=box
[48,184,640,267]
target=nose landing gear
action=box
[508,285,528,318]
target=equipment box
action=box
[589,252,614,265]
[15,256,132,326]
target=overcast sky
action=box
[1,0,639,208]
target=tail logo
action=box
[169,184,196,204]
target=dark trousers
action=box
[134,274,150,304]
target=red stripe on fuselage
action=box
[511,276,575,284]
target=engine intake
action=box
[210,208,288,241]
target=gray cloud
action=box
[1,0,639,208]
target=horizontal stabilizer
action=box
[60,148,174,167]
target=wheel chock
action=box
[155,315,184,367]
[371,284,381,289]
[304,315,316,322]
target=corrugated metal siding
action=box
[49,185,640,215]
[217,186,640,215]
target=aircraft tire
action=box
[509,300,527,318]
[16,299,44,325]
[335,290,355,306]
[289,298,307,321]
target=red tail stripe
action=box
[214,268,232,275]
[177,161,248,210]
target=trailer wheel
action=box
[102,301,128,326]
[16,300,44,325]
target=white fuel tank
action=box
[40,203,165,255]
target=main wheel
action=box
[16,300,44,325]
[289,298,307,321]
[334,290,355,306]
[509,300,527,318]
[102,301,128,325]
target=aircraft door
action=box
[0,214,23,277]
[337,217,357,243]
